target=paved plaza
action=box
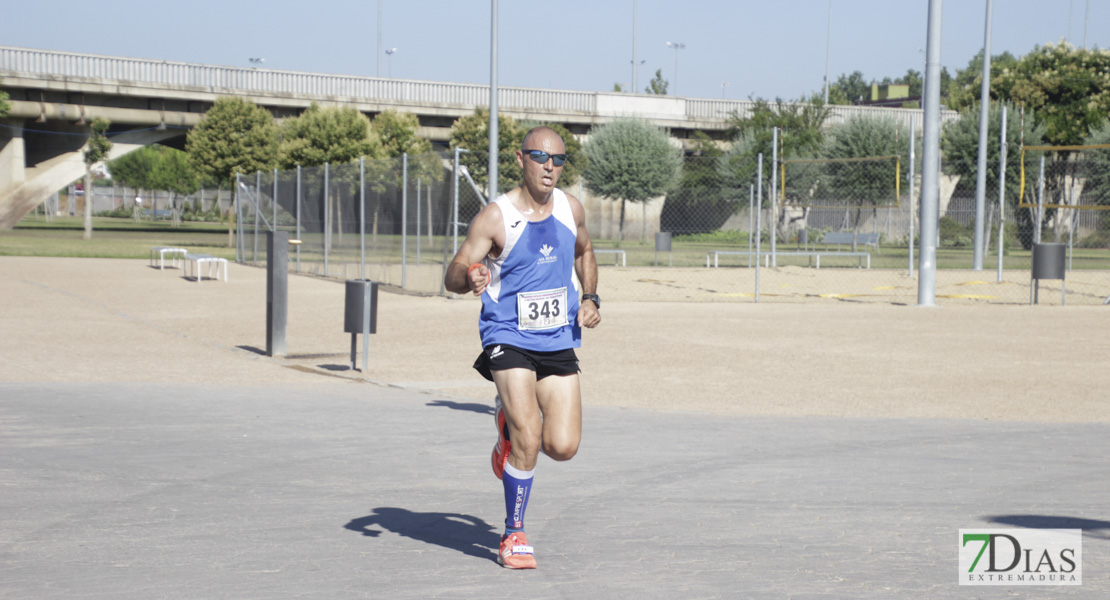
[1,257,1108,598]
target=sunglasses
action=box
[523,149,567,167]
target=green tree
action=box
[645,69,668,95]
[1081,122,1110,207]
[278,103,384,247]
[0,85,9,118]
[942,102,1045,249]
[944,50,1020,111]
[662,131,734,234]
[583,118,681,243]
[279,103,382,168]
[151,147,200,227]
[826,70,870,105]
[820,115,913,242]
[448,107,526,196]
[187,97,279,246]
[372,109,441,186]
[82,118,112,240]
[994,42,1110,146]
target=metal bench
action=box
[183,253,228,283]
[706,250,870,269]
[821,231,880,252]
[149,247,188,270]
[593,249,626,267]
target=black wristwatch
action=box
[582,294,601,309]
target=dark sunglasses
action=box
[523,149,567,167]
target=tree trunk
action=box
[641,201,647,243]
[82,167,93,240]
[616,199,626,248]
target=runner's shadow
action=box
[426,400,495,415]
[985,515,1110,540]
[344,508,500,562]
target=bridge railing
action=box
[1,45,954,128]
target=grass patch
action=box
[2,217,235,259]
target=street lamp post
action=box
[665,41,685,95]
[385,48,397,78]
[722,81,729,98]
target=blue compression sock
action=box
[503,462,534,533]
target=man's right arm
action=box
[444,204,501,295]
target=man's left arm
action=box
[570,195,600,329]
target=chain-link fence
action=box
[233,144,1109,306]
[585,143,1109,305]
[235,151,487,295]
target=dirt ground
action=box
[1,256,1107,422]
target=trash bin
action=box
[1030,243,1066,305]
[655,232,672,267]
[797,229,808,249]
[345,279,378,371]
[344,280,378,335]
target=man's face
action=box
[517,130,566,196]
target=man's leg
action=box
[491,368,542,568]
[536,373,582,461]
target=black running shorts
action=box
[473,343,580,382]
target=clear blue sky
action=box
[5,0,1106,101]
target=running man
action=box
[444,126,601,569]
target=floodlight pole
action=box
[908,116,915,277]
[631,0,638,93]
[489,0,499,199]
[972,0,993,270]
[917,0,943,307]
[823,0,832,105]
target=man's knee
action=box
[543,437,579,461]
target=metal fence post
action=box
[272,167,278,235]
[908,116,916,277]
[253,170,261,264]
[402,152,408,289]
[360,157,366,281]
[1035,156,1045,244]
[996,106,1007,282]
[324,162,330,277]
[755,153,763,303]
[296,165,302,272]
[770,127,778,267]
[748,184,754,268]
[416,177,422,265]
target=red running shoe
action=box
[498,531,537,569]
[491,394,511,480]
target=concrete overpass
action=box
[1,45,949,229]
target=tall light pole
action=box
[385,48,397,78]
[918,0,943,307]
[823,0,832,105]
[631,0,638,94]
[722,81,729,98]
[972,0,993,270]
[665,41,685,95]
[489,0,499,199]
[377,0,382,77]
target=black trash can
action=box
[1030,243,1066,305]
[345,280,378,335]
[797,229,808,249]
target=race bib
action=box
[517,287,568,331]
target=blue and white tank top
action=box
[478,189,581,351]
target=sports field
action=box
[2,256,1107,422]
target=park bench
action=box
[593,249,626,267]
[706,250,870,269]
[821,231,880,252]
[183,253,228,283]
[149,246,188,270]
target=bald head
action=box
[521,126,565,152]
